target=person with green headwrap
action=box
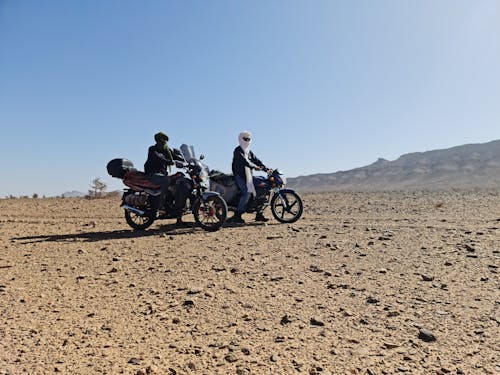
[144,132,188,225]
[145,132,175,175]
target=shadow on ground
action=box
[11,223,197,244]
[11,221,275,244]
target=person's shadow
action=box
[11,223,196,244]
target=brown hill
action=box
[288,139,500,191]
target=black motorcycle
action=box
[107,144,228,231]
[209,168,303,223]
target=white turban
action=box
[238,131,252,154]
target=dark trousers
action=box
[235,174,252,214]
[147,173,170,211]
[173,178,190,214]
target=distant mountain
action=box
[61,190,86,198]
[288,140,500,191]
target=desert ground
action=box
[0,191,499,375]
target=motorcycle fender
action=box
[202,190,220,200]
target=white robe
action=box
[239,132,256,197]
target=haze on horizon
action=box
[1,1,499,197]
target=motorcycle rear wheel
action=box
[193,195,227,231]
[270,190,303,223]
[125,210,155,230]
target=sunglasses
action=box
[243,137,251,141]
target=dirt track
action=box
[1,191,499,374]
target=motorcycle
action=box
[209,168,303,223]
[107,144,228,231]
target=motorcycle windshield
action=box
[180,143,210,175]
[180,144,196,162]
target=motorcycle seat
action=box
[209,170,236,186]
[123,170,161,190]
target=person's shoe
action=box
[229,213,245,224]
[255,212,269,222]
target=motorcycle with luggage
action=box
[209,168,303,223]
[107,144,227,231]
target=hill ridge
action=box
[288,139,500,191]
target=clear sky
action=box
[1,0,499,197]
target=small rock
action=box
[366,297,380,304]
[270,355,278,362]
[310,317,325,326]
[462,244,476,252]
[418,328,436,342]
[225,354,238,363]
[421,274,434,282]
[309,265,322,272]
[280,315,292,325]
[128,357,141,365]
[383,342,399,349]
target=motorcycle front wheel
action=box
[193,195,227,231]
[125,209,155,230]
[270,190,303,223]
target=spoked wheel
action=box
[193,195,227,231]
[270,190,303,223]
[125,209,155,230]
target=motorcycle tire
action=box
[270,190,303,223]
[193,195,228,231]
[125,209,155,230]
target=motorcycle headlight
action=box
[199,168,208,182]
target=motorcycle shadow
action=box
[12,223,196,244]
[223,221,280,228]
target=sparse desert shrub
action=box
[87,177,107,199]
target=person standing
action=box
[230,131,269,224]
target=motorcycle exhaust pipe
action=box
[122,204,145,215]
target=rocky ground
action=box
[0,191,499,374]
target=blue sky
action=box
[1,1,499,197]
